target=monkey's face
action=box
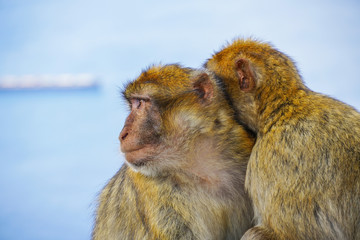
[119,96,162,170]
[119,65,218,176]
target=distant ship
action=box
[0,74,99,90]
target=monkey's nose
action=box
[120,132,128,141]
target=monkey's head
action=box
[119,64,237,176]
[205,38,306,132]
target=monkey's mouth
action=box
[123,145,157,165]
[121,145,145,153]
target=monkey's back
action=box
[247,93,360,240]
[93,164,253,240]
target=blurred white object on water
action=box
[0,74,99,90]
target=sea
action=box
[0,80,127,240]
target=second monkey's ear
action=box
[192,73,214,103]
[236,58,256,92]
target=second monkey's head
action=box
[119,64,253,176]
[205,38,307,133]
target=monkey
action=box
[204,38,360,240]
[92,64,256,240]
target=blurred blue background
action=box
[0,0,359,239]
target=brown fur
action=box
[92,65,255,240]
[205,39,360,240]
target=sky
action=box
[0,0,359,239]
[1,0,359,104]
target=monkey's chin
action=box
[123,146,159,176]
[125,158,159,177]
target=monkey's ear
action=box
[192,73,214,102]
[236,58,256,92]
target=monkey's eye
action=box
[130,98,145,110]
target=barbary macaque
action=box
[92,64,255,240]
[205,39,360,240]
